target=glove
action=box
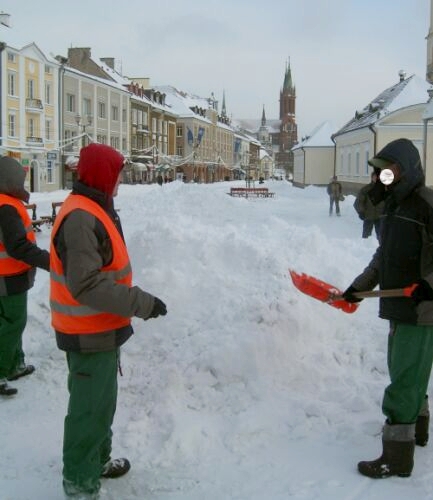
[149,297,167,318]
[358,214,365,221]
[342,285,363,303]
[411,280,433,305]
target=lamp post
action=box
[75,113,93,148]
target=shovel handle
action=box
[333,283,418,300]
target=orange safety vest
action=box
[0,194,35,277]
[50,194,132,334]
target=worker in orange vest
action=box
[0,156,49,396]
[50,143,167,499]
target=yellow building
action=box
[1,42,61,192]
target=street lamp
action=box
[75,113,93,148]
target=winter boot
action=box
[101,458,130,478]
[416,396,429,447]
[7,364,35,381]
[0,380,17,396]
[357,422,415,479]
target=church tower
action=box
[427,0,433,84]
[276,60,298,172]
[258,105,272,152]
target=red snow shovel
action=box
[289,269,418,314]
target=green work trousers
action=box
[0,293,27,380]
[63,349,118,496]
[383,322,433,424]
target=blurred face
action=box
[112,172,122,197]
[379,163,401,186]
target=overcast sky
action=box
[0,0,430,137]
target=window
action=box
[143,111,148,126]
[110,136,120,149]
[46,119,51,140]
[45,64,52,74]
[8,114,16,136]
[364,149,370,175]
[131,108,137,125]
[122,108,127,122]
[177,145,183,156]
[355,151,360,175]
[28,118,35,137]
[45,82,51,104]
[82,98,91,116]
[98,101,106,119]
[66,93,76,113]
[7,72,16,96]
[46,160,54,183]
[112,105,119,121]
[7,52,16,62]
[27,79,35,99]
[122,138,126,151]
[177,126,183,137]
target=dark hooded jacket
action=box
[0,157,49,296]
[352,138,433,325]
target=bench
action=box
[25,203,45,231]
[228,187,275,198]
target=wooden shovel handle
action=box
[333,284,418,300]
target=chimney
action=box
[398,69,407,82]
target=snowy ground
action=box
[2,179,433,500]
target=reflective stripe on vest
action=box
[0,194,35,277]
[50,194,132,334]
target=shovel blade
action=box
[289,269,359,314]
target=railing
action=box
[25,98,43,109]
[26,136,43,144]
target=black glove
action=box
[358,214,365,221]
[149,297,167,318]
[411,280,433,305]
[342,285,363,303]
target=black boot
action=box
[358,422,415,479]
[416,396,429,446]
[0,381,18,396]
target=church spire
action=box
[221,89,227,118]
[283,58,293,90]
[261,104,266,126]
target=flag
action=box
[234,138,241,153]
[187,127,193,146]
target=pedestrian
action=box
[327,175,343,216]
[342,138,433,479]
[0,156,50,397]
[353,170,385,240]
[50,143,167,499]
[156,173,163,186]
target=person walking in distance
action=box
[0,156,49,397]
[327,175,342,216]
[342,138,433,479]
[50,143,167,499]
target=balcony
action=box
[25,98,43,110]
[26,136,43,145]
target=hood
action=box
[373,138,424,202]
[77,143,124,196]
[0,156,30,202]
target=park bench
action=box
[228,187,275,198]
[25,203,45,231]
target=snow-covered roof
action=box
[233,118,281,135]
[292,121,335,150]
[334,74,430,137]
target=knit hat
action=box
[77,143,125,195]
[0,156,30,202]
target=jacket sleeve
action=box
[57,210,155,319]
[0,205,50,271]
[351,247,381,291]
